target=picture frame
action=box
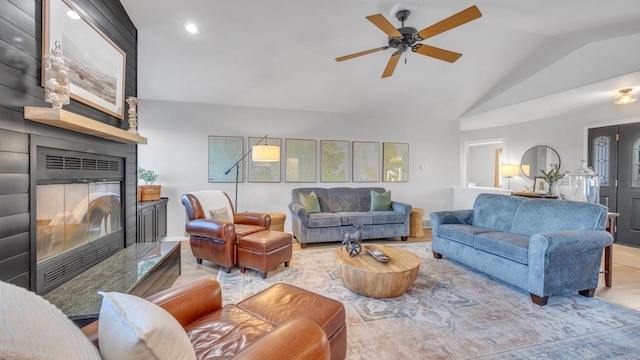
[321,140,350,182]
[43,0,126,119]
[208,136,244,183]
[285,139,316,182]
[352,141,380,182]
[248,137,281,183]
[383,142,409,182]
[534,177,549,194]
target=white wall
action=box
[137,100,461,239]
[461,102,640,193]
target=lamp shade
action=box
[501,164,520,177]
[252,145,280,162]
[521,164,530,177]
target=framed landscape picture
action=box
[43,0,126,119]
[248,137,281,182]
[285,139,316,182]
[208,136,244,183]
[383,142,409,182]
[321,140,349,182]
[352,141,380,182]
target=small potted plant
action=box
[138,167,161,202]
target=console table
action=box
[44,241,181,326]
[604,212,619,287]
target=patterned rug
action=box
[216,243,640,359]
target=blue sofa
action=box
[289,187,411,248]
[430,193,612,305]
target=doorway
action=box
[588,123,640,247]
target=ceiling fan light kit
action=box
[614,88,638,105]
[336,5,482,78]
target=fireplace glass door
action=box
[36,181,122,262]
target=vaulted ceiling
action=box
[120,0,640,130]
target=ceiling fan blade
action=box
[381,53,401,78]
[411,44,462,63]
[415,5,482,41]
[366,14,403,38]
[335,46,389,62]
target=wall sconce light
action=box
[501,164,520,190]
[614,88,638,105]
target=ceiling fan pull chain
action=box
[404,52,407,65]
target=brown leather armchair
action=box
[81,277,332,359]
[181,191,271,272]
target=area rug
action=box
[216,243,640,359]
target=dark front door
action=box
[589,123,640,247]
[617,122,640,246]
[588,126,618,211]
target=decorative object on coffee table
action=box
[341,224,363,256]
[126,96,138,134]
[364,245,390,262]
[333,244,420,298]
[138,167,160,202]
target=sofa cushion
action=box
[307,213,342,228]
[369,211,404,225]
[299,191,321,213]
[98,291,197,360]
[474,232,530,265]
[0,281,102,360]
[328,188,360,212]
[472,194,526,232]
[438,224,495,246]
[370,190,392,211]
[336,212,374,225]
[511,199,608,236]
[210,207,231,221]
[185,304,275,359]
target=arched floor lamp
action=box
[224,134,280,211]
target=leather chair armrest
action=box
[185,219,236,240]
[234,319,330,360]
[234,212,271,229]
[81,278,223,348]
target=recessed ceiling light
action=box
[184,22,199,34]
[67,10,80,20]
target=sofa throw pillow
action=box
[0,281,102,360]
[370,190,392,211]
[299,191,321,213]
[209,207,231,222]
[97,291,197,360]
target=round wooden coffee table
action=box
[332,244,420,298]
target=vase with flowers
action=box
[540,163,564,196]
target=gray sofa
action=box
[289,187,412,248]
[430,193,612,305]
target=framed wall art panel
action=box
[383,142,409,182]
[352,141,380,182]
[321,140,349,182]
[248,137,281,182]
[43,0,126,119]
[285,139,316,182]
[208,136,244,183]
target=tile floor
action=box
[175,229,640,311]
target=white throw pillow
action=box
[98,291,196,360]
[0,281,102,360]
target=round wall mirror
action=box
[520,146,561,180]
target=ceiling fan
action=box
[335,5,482,78]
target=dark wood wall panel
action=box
[0,0,138,289]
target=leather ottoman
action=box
[238,283,347,360]
[237,230,292,279]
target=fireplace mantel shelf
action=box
[24,107,148,144]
